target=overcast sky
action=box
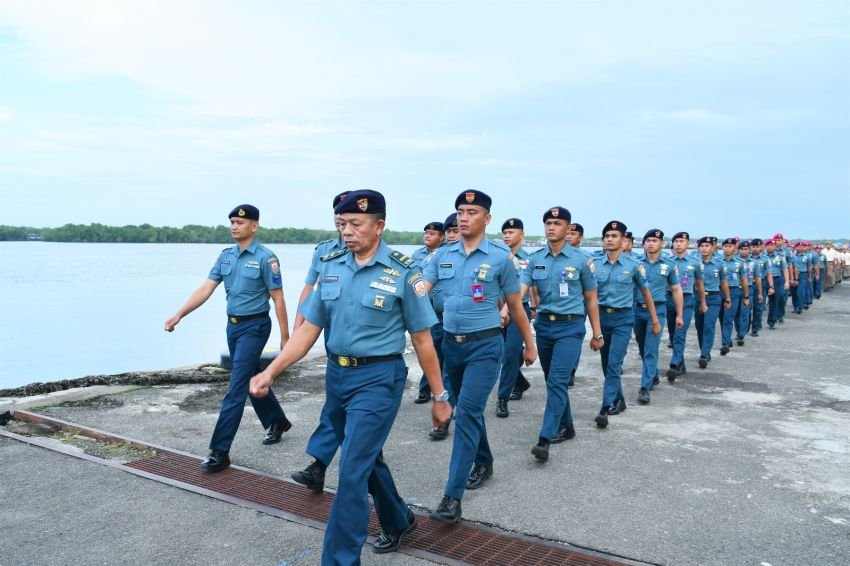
[1,1,848,239]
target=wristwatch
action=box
[594,334,604,341]
[432,390,450,403]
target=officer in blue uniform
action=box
[592,221,656,428]
[735,241,760,344]
[250,190,450,564]
[423,190,537,523]
[666,231,704,381]
[622,231,635,258]
[814,244,826,299]
[495,217,533,418]
[764,238,790,328]
[165,204,291,473]
[521,207,602,461]
[411,221,446,404]
[566,222,593,386]
[790,241,809,314]
[694,236,731,368]
[719,238,749,355]
[633,229,683,404]
[748,238,774,337]
[290,192,347,492]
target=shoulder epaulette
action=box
[321,248,349,262]
[314,238,334,250]
[390,250,415,269]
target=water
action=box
[0,241,420,389]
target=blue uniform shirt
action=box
[592,253,648,308]
[509,247,532,304]
[522,245,597,314]
[722,256,745,288]
[791,251,808,272]
[423,238,519,334]
[208,240,282,316]
[700,256,728,292]
[754,253,770,280]
[669,254,703,294]
[766,252,788,277]
[300,241,437,356]
[304,238,343,285]
[636,255,679,304]
[411,245,435,268]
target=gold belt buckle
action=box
[548,314,557,321]
[230,316,239,323]
[605,307,615,314]
[338,356,357,367]
[454,335,467,344]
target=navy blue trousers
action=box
[535,316,584,439]
[599,309,634,408]
[695,293,722,358]
[442,334,502,500]
[417,319,446,395]
[751,281,765,333]
[320,358,410,566]
[210,316,286,453]
[721,287,742,347]
[668,294,694,368]
[634,303,666,390]
[767,276,785,325]
[497,304,531,400]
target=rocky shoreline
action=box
[0,364,231,398]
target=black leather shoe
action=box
[568,368,576,387]
[551,425,576,444]
[414,392,430,404]
[751,331,759,337]
[495,398,509,418]
[429,422,450,440]
[667,340,673,349]
[651,375,660,389]
[430,496,462,524]
[262,418,292,445]
[509,389,524,401]
[291,459,326,493]
[594,410,609,429]
[720,345,730,356]
[666,366,679,382]
[608,399,627,415]
[699,357,708,369]
[637,388,650,405]
[373,509,416,554]
[531,439,550,461]
[201,450,230,473]
[465,463,493,490]
[736,338,745,346]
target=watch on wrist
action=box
[594,334,604,341]
[432,390,450,402]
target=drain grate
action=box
[8,411,645,565]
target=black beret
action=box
[332,192,349,208]
[722,237,738,246]
[542,206,571,223]
[710,236,719,244]
[602,220,627,237]
[333,189,386,215]
[501,218,524,231]
[444,213,458,229]
[624,231,634,241]
[229,204,259,221]
[455,189,492,211]
[643,229,664,242]
[569,223,584,235]
[424,221,444,232]
[671,231,690,241]
[739,240,751,248]
[697,236,713,245]
[750,238,764,246]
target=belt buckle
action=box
[454,335,467,344]
[548,314,556,321]
[338,356,353,367]
[605,307,614,314]
[230,316,239,324]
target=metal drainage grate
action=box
[9,411,645,566]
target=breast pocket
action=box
[220,262,233,276]
[242,266,261,279]
[438,268,455,280]
[321,285,341,301]
[360,293,398,326]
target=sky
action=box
[0,1,848,239]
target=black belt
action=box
[445,327,502,344]
[599,306,631,313]
[227,312,268,324]
[637,301,665,309]
[705,291,720,295]
[538,313,583,321]
[328,353,403,368]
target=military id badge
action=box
[560,282,569,297]
[681,275,690,286]
[472,283,484,302]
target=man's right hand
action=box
[431,400,452,428]
[164,315,181,332]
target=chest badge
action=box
[374,295,385,308]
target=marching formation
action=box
[165,191,847,566]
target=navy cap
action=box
[697,236,713,245]
[229,204,259,221]
[671,231,690,241]
[455,189,492,211]
[722,237,738,246]
[643,228,664,242]
[710,236,719,244]
[750,238,764,246]
[501,218,524,231]
[543,206,571,223]
[624,231,634,241]
[739,240,751,248]
[444,213,458,229]
[424,221,444,232]
[569,223,584,235]
[332,192,349,209]
[602,220,627,237]
[333,189,386,215]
